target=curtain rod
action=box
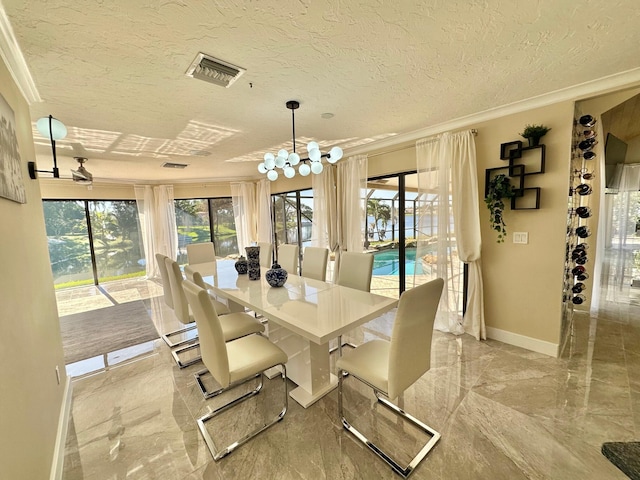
[367,129,478,159]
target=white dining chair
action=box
[301,247,329,281]
[165,258,264,368]
[184,267,231,316]
[182,279,288,461]
[156,253,197,349]
[186,241,216,264]
[336,251,374,292]
[258,242,273,269]
[334,251,374,354]
[336,278,444,478]
[278,244,299,274]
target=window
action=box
[44,199,145,288]
[174,199,211,264]
[272,189,314,248]
[88,200,145,282]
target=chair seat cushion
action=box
[220,312,264,341]
[336,339,389,395]
[227,335,288,384]
[210,296,231,315]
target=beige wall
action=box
[475,102,574,344]
[0,61,67,478]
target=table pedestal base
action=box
[268,321,336,408]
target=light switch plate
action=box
[513,232,529,244]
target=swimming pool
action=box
[372,248,424,275]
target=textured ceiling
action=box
[2,0,640,184]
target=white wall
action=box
[0,58,68,479]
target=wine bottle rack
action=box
[563,114,597,308]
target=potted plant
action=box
[519,124,551,146]
[484,174,516,243]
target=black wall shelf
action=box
[484,140,545,211]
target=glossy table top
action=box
[203,260,398,344]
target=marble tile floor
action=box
[60,280,640,479]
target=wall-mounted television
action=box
[604,133,628,188]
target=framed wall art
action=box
[0,93,26,204]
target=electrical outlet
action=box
[513,232,529,244]
[55,365,60,385]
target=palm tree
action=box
[367,199,392,241]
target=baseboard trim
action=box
[50,375,73,480]
[486,327,559,358]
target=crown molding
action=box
[0,5,40,104]
[347,67,640,156]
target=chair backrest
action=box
[258,242,273,269]
[189,269,208,290]
[186,242,216,265]
[164,257,193,325]
[387,278,444,399]
[155,253,173,309]
[182,279,230,387]
[301,247,329,282]
[278,244,299,274]
[336,252,374,292]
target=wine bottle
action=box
[575,206,592,218]
[572,282,586,293]
[574,184,592,196]
[571,265,586,276]
[579,115,596,127]
[576,226,591,238]
[572,294,587,305]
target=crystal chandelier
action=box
[258,100,343,181]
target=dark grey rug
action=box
[59,300,159,364]
[602,441,640,479]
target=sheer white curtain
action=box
[256,179,273,244]
[231,182,257,253]
[134,185,178,279]
[311,166,337,249]
[334,155,368,280]
[416,131,485,339]
[599,163,640,309]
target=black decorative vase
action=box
[528,136,541,147]
[265,263,288,287]
[234,255,248,274]
[245,246,260,280]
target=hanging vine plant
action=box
[484,174,516,243]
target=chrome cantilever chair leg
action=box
[337,368,441,479]
[194,368,261,399]
[170,342,202,369]
[161,323,198,348]
[197,365,288,461]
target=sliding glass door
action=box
[44,200,94,287]
[88,201,145,282]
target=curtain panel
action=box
[334,155,368,280]
[231,182,257,253]
[416,130,485,340]
[256,179,273,245]
[134,185,178,279]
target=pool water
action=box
[372,248,424,275]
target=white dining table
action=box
[200,260,398,408]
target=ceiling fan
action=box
[71,157,93,185]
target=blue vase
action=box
[234,256,248,274]
[245,246,260,280]
[265,263,288,287]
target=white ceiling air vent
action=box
[185,53,245,88]
[162,162,189,169]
